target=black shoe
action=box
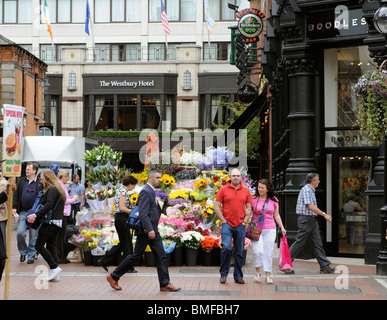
[20,255,26,263]
[27,260,34,264]
[320,265,335,274]
[126,269,137,273]
[220,277,227,284]
[235,278,245,284]
[280,268,295,275]
[98,259,108,272]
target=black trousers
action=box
[100,213,134,268]
[111,231,170,287]
[35,224,61,269]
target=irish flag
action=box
[43,0,53,40]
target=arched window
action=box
[183,70,192,90]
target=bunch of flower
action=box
[353,68,387,142]
[131,171,148,185]
[159,174,176,190]
[194,178,208,191]
[97,189,108,200]
[83,143,122,167]
[70,230,102,251]
[168,189,190,200]
[85,189,97,200]
[180,230,204,250]
[173,180,195,190]
[201,236,217,252]
[106,186,117,198]
[174,168,199,181]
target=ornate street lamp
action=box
[373,0,387,276]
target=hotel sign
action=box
[99,80,155,88]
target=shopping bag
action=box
[279,235,293,270]
[245,213,264,241]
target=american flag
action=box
[160,0,171,35]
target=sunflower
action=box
[130,193,139,204]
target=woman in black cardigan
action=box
[27,170,66,282]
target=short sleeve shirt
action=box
[215,182,252,227]
[114,186,132,214]
[296,184,317,216]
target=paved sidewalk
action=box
[1,230,387,301]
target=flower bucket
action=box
[201,249,213,266]
[172,246,183,266]
[185,247,198,266]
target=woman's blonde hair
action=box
[58,169,70,180]
[41,169,66,202]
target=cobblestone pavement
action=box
[1,230,387,303]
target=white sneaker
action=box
[254,273,261,283]
[47,267,62,281]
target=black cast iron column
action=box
[282,58,318,259]
[377,138,387,275]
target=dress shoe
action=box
[98,259,108,272]
[20,255,26,263]
[320,265,335,274]
[107,274,122,290]
[27,260,34,264]
[126,269,137,273]
[160,283,181,292]
[234,278,245,284]
[220,276,227,284]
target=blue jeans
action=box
[16,210,39,261]
[220,222,245,280]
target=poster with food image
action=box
[2,104,25,177]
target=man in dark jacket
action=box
[12,162,42,264]
[107,169,181,292]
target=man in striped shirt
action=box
[286,173,335,274]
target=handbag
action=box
[245,198,269,241]
[279,235,293,270]
[26,192,60,229]
[126,206,145,234]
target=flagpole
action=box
[165,34,168,61]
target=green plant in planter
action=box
[353,64,387,143]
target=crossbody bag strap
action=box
[253,197,269,217]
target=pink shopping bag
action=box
[279,235,293,270]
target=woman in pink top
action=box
[251,179,285,284]
[57,169,77,264]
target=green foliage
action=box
[353,67,387,143]
[212,101,261,159]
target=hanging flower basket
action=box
[353,60,387,143]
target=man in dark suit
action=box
[107,169,181,292]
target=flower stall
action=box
[71,144,255,267]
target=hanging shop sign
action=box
[237,83,258,103]
[2,104,25,177]
[307,6,367,40]
[237,8,265,43]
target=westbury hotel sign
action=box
[99,80,155,88]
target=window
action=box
[95,44,141,62]
[94,0,141,22]
[50,96,59,136]
[211,94,231,127]
[141,95,160,129]
[183,70,192,90]
[41,0,86,23]
[203,42,230,61]
[2,0,32,23]
[118,95,137,130]
[206,0,236,21]
[149,0,195,22]
[96,96,114,130]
